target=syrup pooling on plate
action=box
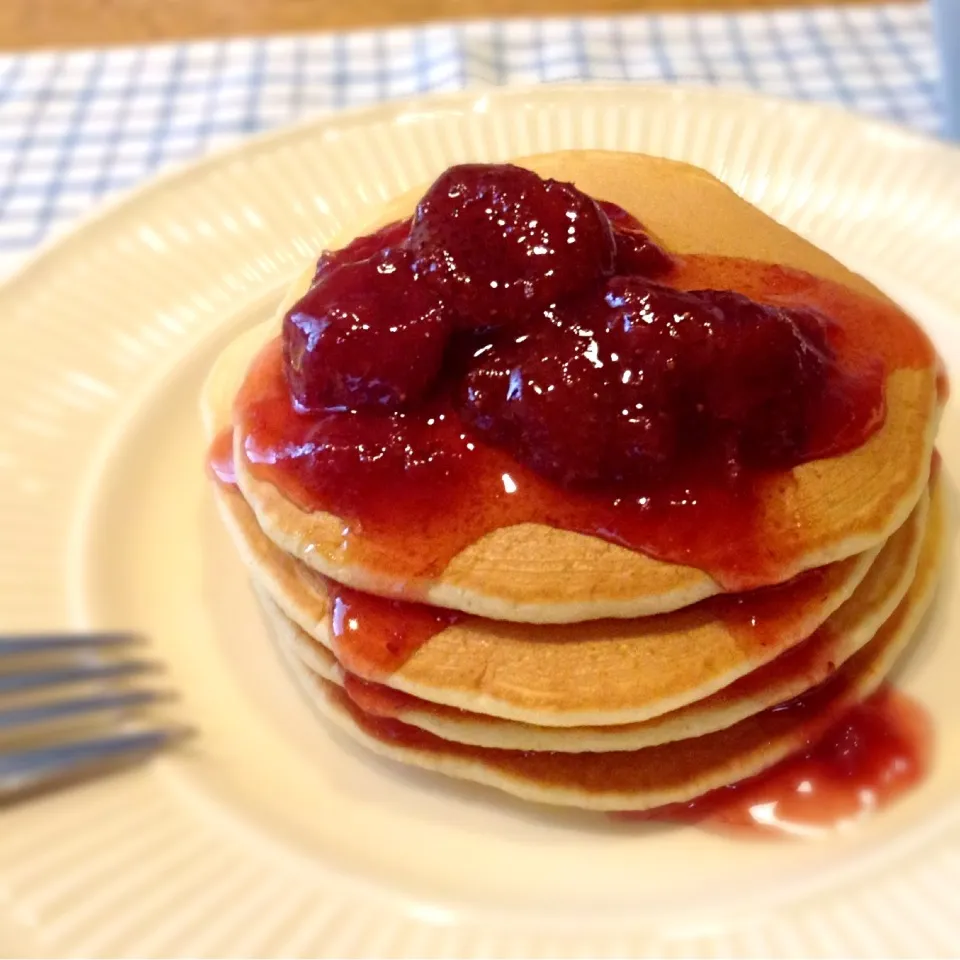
[236,163,934,588]
[624,685,931,837]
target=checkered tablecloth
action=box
[0,2,942,270]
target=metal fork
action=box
[1,633,191,803]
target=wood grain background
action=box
[1,0,899,51]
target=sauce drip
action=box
[624,685,931,837]
[327,582,462,675]
[207,427,237,487]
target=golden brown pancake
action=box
[269,489,944,810]
[256,477,933,750]
[217,477,913,727]
[211,150,941,622]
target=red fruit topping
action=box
[254,162,902,590]
[406,163,616,326]
[459,276,835,486]
[459,320,677,487]
[679,290,833,469]
[284,247,450,412]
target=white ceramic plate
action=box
[1,84,959,958]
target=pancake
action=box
[256,478,933,751]
[215,478,897,727]
[214,150,941,622]
[269,493,944,811]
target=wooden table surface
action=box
[1,0,898,51]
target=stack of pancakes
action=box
[202,152,946,811]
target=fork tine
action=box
[0,660,160,693]
[0,689,172,729]
[0,725,193,800]
[0,633,142,656]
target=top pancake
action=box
[211,150,941,623]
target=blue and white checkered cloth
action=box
[0,2,943,269]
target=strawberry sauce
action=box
[233,163,935,590]
[622,685,931,837]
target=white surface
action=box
[0,85,958,958]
